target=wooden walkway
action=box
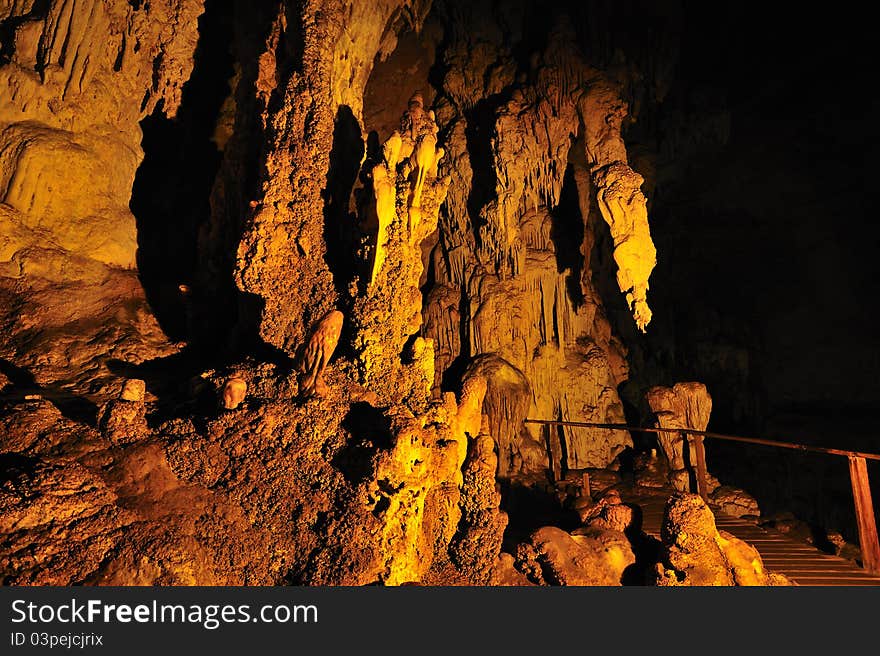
[625,489,880,586]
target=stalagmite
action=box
[645,382,713,491]
[296,310,344,400]
[2,0,814,592]
[370,164,396,286]
[221,377,248,410]
[120,379,146,403]
[352,93,449,405]
[99,378,150,445]
[655,493,791,586]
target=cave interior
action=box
[0,0,878,586]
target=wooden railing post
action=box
[848,455,880,575]
[693,434,709,503]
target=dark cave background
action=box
[129,0,880,543]
[621,2,880,541]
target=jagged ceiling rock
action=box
[0,0,204,270]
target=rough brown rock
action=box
[0,0,202,404]
[581,489,637,533]
[514,525,633,586]
[710,485,760,519]
[233,1,429,357]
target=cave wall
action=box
[0,0,204,270]
[0,0,689,585]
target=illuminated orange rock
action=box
[0,2,695,589]
[233,1,430,355]
[710,485,761,518]
[514,525,634,586]
[655,493,789,586]
[221,377,248,410]
[120,379,146,403]
[351,94,449,407]
[0,1,199,404]
[421,25,650,472]
[99,379,149,445]
[582,489,637,533]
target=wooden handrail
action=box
[524,417,880,575]
[523,419,880,461]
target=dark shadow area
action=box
[0,0,51,65]
[622,530,663,585]
[187,0,284,358]
[463,94,506,242]
[0,453,41,487]
[0,359,98,426]
[105,353,213,425]
[323,105,365,303]
[333,402,393,484]
[550,164,585,308]
[499,477,581,551]
[318,105,365,365]
[130,0,234,341]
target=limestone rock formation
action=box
[514,525,634,586]
[460,354,540,476]
[1,360,508,586]
[0,0,203,403]
[221,377,247,410]
[120,379,146,403]
[581,82,657,332]
[0,400,270,585]
[448,425,509,583]
[351,94,449,407]
[1,0,687,588]
[296,310,344,400]
[655,493,789,586]
[710,485,760,519]
[646,382,713,491]
[419,15,658,472]
[233,0,432,356]
[581,489,638,534]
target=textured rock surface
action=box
[581,489,637,534]
[233,0,430,356]
[655,493,788,586]
[418,11,656,473]
[1,363,503,585]
[351,94,449,407]
[514,525,633,586]
[710,485,760,519]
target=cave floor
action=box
[621,488,880,586]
